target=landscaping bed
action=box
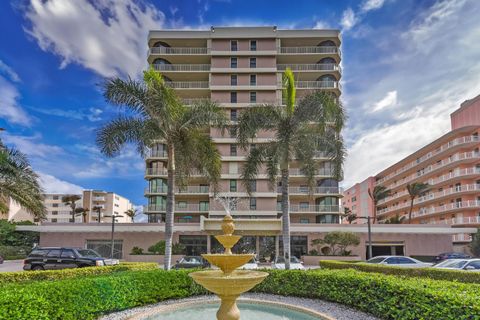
[0,267,478,319]
[319,260,480,284]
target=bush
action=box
[253,269,480,319]
[0,262,158,284]
[319,260,480,284]
[0,245,32,260]
[130,246,144,255]
[148,240,166,254]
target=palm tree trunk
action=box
[98,209,101,223]
[408,198,414,224]
[372,202,377,224]
[71,204,76,223]
[164,144,175,271]
[280,166,291,270]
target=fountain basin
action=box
[202,253,254,275]
[189,270,268,297]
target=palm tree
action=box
[343,207,357,224]
[381,214,406,224]
[75,207,89,223]
[0,142,46,219]
[92,206,103,223]
[96,68,227,270]
[368,185,391,224]
[237,69,345,269]
[124,208,138,222]
[406,182,429,224]
[62,195,81,223]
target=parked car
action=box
[173,256,209,269]
[241,257,259,270]
[366,256,433,268]
[271,256,305,270]
[23,247,106,271]
[433,259,480,271]
[433,252,471,263]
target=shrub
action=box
[253,269,480,319]
[319,260,480,284]
[172,242,186,254]
[0,245,32,260]
[130,246,144,255]
[0,262,158,284]
[148,240,166,254]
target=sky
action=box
[1,0,480,214]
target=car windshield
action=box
[276,257,301,264]
[180,257,202,264]
[436,260,469,268]
[367,257,386,264]
[76,249,101,258]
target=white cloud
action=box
[0,76,31,126]
[28,106,103,122]
[340,8,357,31]
[133,204,147,222]
[361,0,386,13]
[341,0,390,32]
[24,0,165,78]
[2,133,64,158]
[313,20,330,29]
[370,90,398,113]
[0,60,21,82]
[38,172,83,194]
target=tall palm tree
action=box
[75,207,89,223]
[92,206,103,223]
[406,182,429,224]
[0,142,46,219]
[124,208,138,222]
[62,195,81,223]
[96,68,227,270]
[237,69,345,269]
[368,185,391,224]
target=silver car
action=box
[366,256,433,268]
[433,259,480,271]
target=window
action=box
[61,249,76,258]
[52,195,59,200]
[47,249,61,257]
[230,144,237,156]
[231,40,238,51]
[52,203,58,207]
[230,109,237,121]
[230,180,237,192]
[177,201,187,209]
[52,211,58,215]
[87,239,123,259]
[179,235,207,255]
[200,184,209,193]
[250,40,257,51]
[231,74,237,86]
[230,92,237,103]
[250,74,256,85]
[351,196,357,202]
[250,92,257,103]
[249,58,256,68]
[300,202,309,210]
[51,218,57,223]
[199,201,209,211]
[29,249,48,257]
[250,198,257,210]
[300,218,309,224]
[231,57,238,68]
[249,180,257,192]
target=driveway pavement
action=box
[0,260,24,272]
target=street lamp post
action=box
[104,214,124,260]
[357,216,373,260]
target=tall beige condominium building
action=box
[83,190,134,223]
[144,26,342,258]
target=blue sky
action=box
[1,0,480,211]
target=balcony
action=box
[145,186,210,195]
[376,135,479,185]
[145,168,168,176]
[411,200,480,219]
[92,196,105,201]
[285,205,342,213]
[182,98,210,105]
[149,47,209,55]
[147,150,167,158]
[152,64,210,72]
[166,81,209,89]
[279,186,342,195]
[277,63,341,73]
[144,204,209,213]
[294,81,341,90]
[279,46,340,55]
[452,234,472,242]
[289,168,334,176]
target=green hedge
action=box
[0,262,158,284]
[319,260,480,284]
[0,268,479,319]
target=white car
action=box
[241,257,259,270]
[433,259,480,271]
[271,256,305,270]
[366,256,433,268]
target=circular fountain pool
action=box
[133,300,332,320]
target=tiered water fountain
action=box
[189,198,269,320]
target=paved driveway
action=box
[0,260,24,272]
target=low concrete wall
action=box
[125,254,184,263]
[302,255,361,265]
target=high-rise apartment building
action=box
[144,26,343,258]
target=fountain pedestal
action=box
[189,215,269,320]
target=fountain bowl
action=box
[202,253,254,275]
[189,269,269,297]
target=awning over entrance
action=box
[200,216,282,235]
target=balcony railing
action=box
[377,135,479,185]
[279,186,342,194]
[145,186,210,194]
[285,205,342,212]
[277,63,341,72]
[411,200,480,218]
[294,81,341,90]
[92,197,105,201]
[452,234,472,242]
[148,150,167,158]
[182,98,210,105]
[144,204,209,212]
[289,168,334,176]
[152,64,210,72]
[149,47,209,55]
[166,81,209,89]
[145,168,168,176]
[279,46,340,55]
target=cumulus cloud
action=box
[340,8,357,31]
[2,133,63,158]
[23,0,165,78]
[0,74,31,126]
[361,0,386,13]
[313,20,331,29]
[28,106,103,122]
[38,172,83,194]
[370,90,398,113]
[340,0,389,32]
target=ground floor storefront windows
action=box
[86,239,123,259]
[367,241,405,257]
[179,235,207,255]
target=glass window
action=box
[466,261,480,269]
[249,180,257,192]
[29,249,48,257]
[367,257,386,264]
[52,195,59,200]
[177,201,187,209]
[250,40,257,51]
[231,74,237,86]
[230,109,237,121]
[51,218,57,223]
[46,249,61,257]
[230,92,237,103]
[86,240,122,259]
[250,198,257,210]
[299,202,309,210]
[231,40,238,51]
[230,144,237,156]
[249,58,256,68]
[52,203,58,207]
[199,201,209,211]
[52,211,58,215]
[250,74,256,85]
[250,92,256,103]
[230,180,237,192]
[179,235,207,255]
[395,257,415,264]
[199,184,209,193]
[231,57,238,68]
[61,249,76,258]
[300,218,309,224]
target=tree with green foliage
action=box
[343,207,357,224]
[237,69,346,268]
[406,182,429,224]
[382,214,406,224]
[0,142,46,219]
[124,208,138,222]
[62,195,81,223]
[470,229,480,257]
[74,207,89,223]
[96,68,227,270]
[311,231,360,256]
[368,185,391,224]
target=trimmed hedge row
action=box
[319,260,480,284]
[0,268,479,319]
[0,262,158,284]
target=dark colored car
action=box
[173,256,209,269]
[434,252,471,263]
[23,247,106,271]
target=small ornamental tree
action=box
[312,231,360,256]
[471,229,480,257]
